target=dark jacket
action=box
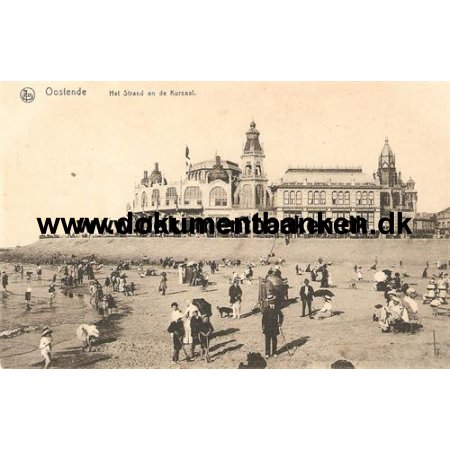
[300,284,314,302]
[198,321,214,343]
[262,307,284,336]
[229,284,242,304]
[190,316,203,342]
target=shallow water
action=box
[0,264,111,367]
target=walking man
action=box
[229,279,242,319]
[262,295,284,358]
[300,278,314,318]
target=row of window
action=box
[135,184,268,209]
[283,190,375,206]
[135,186,229,208]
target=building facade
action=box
[127,121,418,234]
[436,207,450,235]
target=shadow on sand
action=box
[209,339,235,352]
[211,343,244,361]
[213,327,239,338]
[278,336,310,355]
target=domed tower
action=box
[404,177,418,211]
[239,121,269,209]
[208,155,230,183]
[149,162,163,185]
[377,138,398,187]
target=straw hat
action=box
[41,327,52,337]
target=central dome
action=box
[208,155,229,183]
[149,162,162,185]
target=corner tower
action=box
[239,121,269,209]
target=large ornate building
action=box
[127,121,417,233]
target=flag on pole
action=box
[185,146,191,174]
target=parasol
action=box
[382,269,392,276]
[192,298,212,317]
[186,261,197,266]
[374,271,387,282]
[314,289,334,298]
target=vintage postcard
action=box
[0,81,449,369]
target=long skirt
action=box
[183,319,192,344]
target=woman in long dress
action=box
[183,299,199,345]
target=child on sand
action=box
[198,315,214,363]
[39,327,53,369]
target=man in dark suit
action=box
[262,295,284,358]
[300,278,314,318]
[229,279,243,318]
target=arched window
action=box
[141,192,148,208]
[332,191,337,205]
[368,191,374,205]
[184,186,202,205]
[362,191,368,205]
[356,191,361,205]
[308,191,313,205]
[209,186,227,207]
[151,189,160,207]
[241,184,252,208]
[166,187,177,206]
[290,191,295,205]
[320,191,326,205]
[338,191,344,205]
[256,185,265,207]
[283,190,289,205]
[314,191,320,205]
[296,191,302,205]
[344,191,350,205]
[245,165,252,176]
[255,164,261,176]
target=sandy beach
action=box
[1,237,449,369]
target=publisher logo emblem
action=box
[20,87,35,103]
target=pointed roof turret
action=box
[379,137,395,169]
[243,120,263,154]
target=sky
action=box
[1,81,449,247]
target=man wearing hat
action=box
[39,327,53,369]
[262,295,284,358]
[229,278,243,319]
[299,278,314,318]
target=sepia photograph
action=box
[1,81,449,370]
